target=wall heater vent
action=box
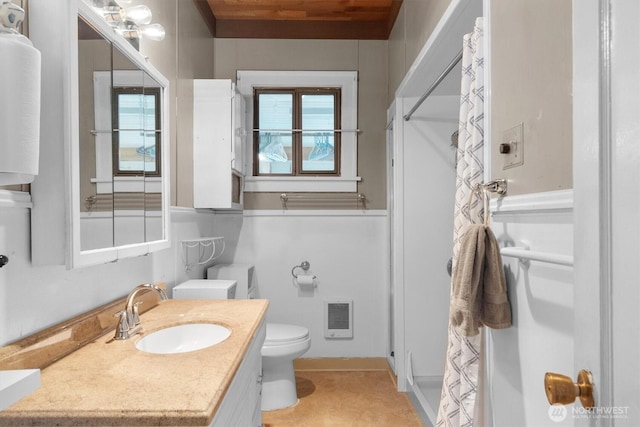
[325,299,353,338]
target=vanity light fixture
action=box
[115,21,165,42]
[122,5,152,25]
[139,22,165,40]
[83,0,165,48]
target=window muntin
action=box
[254,87,340,176]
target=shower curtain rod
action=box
[403,49,463,121]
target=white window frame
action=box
[237,70,360,192]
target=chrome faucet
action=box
[114,283,168,340]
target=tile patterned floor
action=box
[262,370,423,426]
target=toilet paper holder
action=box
[291,261,316,279]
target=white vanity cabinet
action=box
[193,79,247,210]
[210,320,265,427]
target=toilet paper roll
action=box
[296,274,315,287]
[0,32,41,185]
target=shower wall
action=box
[399,94,458,380]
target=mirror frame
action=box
[29,0,170,269]
[72,2,170,267]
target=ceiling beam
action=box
[193,0,217,38]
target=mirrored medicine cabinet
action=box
[30,0,170,268]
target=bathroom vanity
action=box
[0,299,268,426]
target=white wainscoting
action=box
[213,210,389,358]
[486,190,574,427]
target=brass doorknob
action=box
[544,370,595,409]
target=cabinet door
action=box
[231,84,246,175]
[193,79,243,209]
[210,320,265,426]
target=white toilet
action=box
[175,272,311,411]
[261,322,310,411]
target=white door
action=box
[573,0,640,425]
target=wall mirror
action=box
[78,15,166,254]
[74,3,169,265]
[29,0,169,268]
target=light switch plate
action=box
[502,123,524,170]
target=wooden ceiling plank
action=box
[213,0,394,6]
[196,0,403,40]
[215,19,389,39]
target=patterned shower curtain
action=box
[437,17,485,427]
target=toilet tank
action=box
[172,279,237,300]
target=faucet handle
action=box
[132,301,143,326]
[113,310,130,340]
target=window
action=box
[113,86,161,176]
[237,70,360,192]
[254,88,341,176]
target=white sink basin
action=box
[136,323,231,355]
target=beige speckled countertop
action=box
[0,299,269,426]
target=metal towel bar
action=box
[500,247,574,267]
[280,193,366,209]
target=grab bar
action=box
[500,247,573,267]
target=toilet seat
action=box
[264,323,309,346]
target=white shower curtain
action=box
[437,17,485,427]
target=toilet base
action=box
[261,356,298,411]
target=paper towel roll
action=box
[296,274,315,288]
[0,32,41,185]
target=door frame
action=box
[572,0,613,421]
[386,101,397,374]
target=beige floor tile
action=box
[262,371,423,427]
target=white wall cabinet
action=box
[210,320,265,427]
[194,79,246,210]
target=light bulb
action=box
[99,5,125,25]
[124,5,152,25]
[114,22,140,40]
[140,23,165,41]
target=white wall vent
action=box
[324,299,353,339]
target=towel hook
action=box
[467,179,508,226]
[472,178,507,196]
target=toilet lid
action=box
[265,323,309,343]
